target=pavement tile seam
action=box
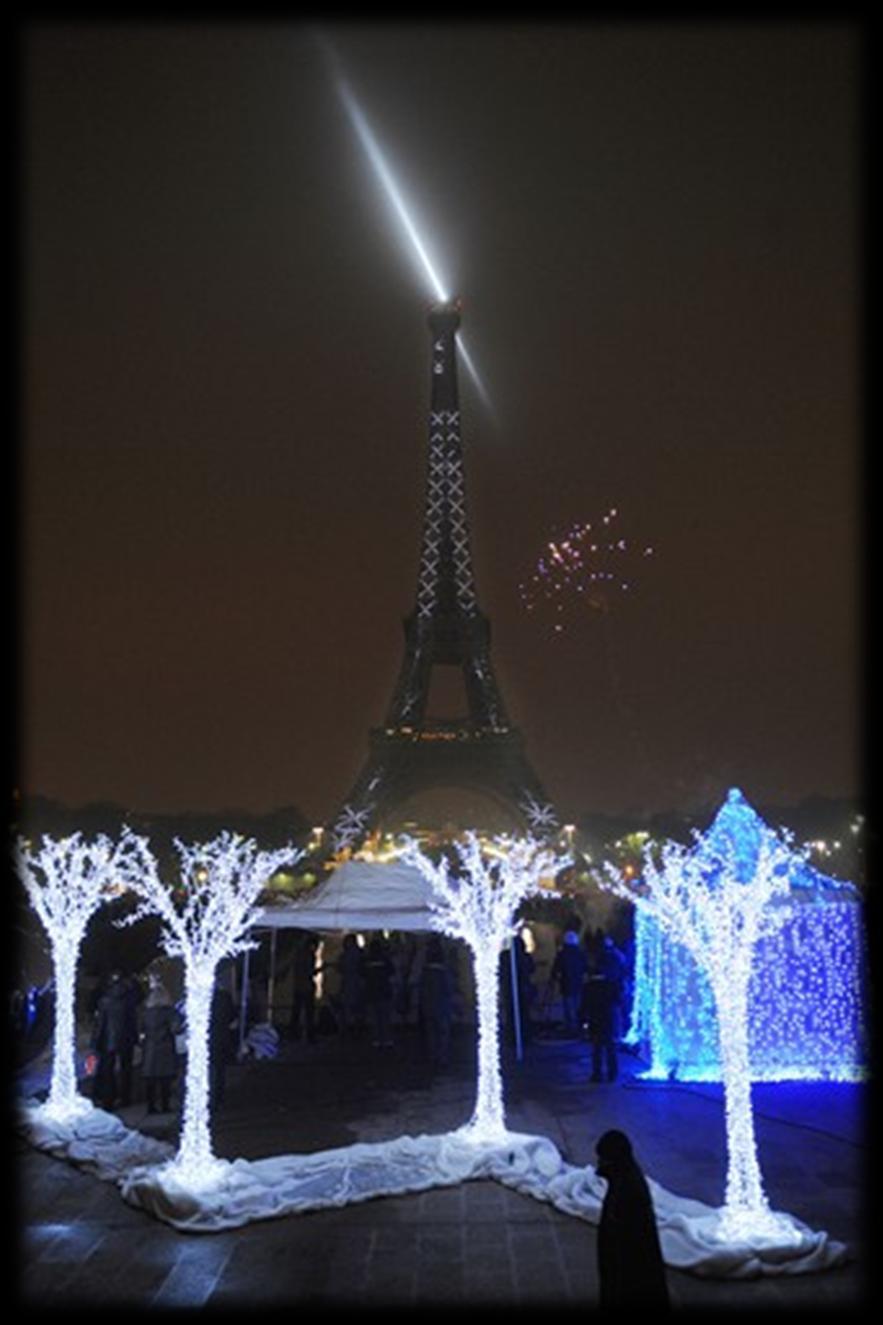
[151,1259,234,1308]
[19,1261,83,1301]
[375,1226,418,1251]
[34,1235,107,1265]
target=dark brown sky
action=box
[20,20,861,823]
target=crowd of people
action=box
[85,965,238,1119]
[283,931,458,1066]
[549,926,632,1082]
[279,923,633,1083]
[70,922,634,1119]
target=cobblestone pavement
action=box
[15,1026,869,1310]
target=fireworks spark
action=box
[519,507,654,635]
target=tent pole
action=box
[509,938,523,1062]
[268,928,277,1026]
[239,945,251,1058]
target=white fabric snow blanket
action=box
[18,1100,848,1279]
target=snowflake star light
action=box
[519,795,559,837]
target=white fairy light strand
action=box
[118,831,302,1186]
[628,896,866,1083]
[601,791,808,1241]
[400,832,570,1142]
[14,830,146,1122]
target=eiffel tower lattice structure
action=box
[327,300,557,855]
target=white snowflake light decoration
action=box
[519,794,559,837]
[600,789,807,1242]
[331,804,372,853]
[401,832,570,1143]
[119,831,302,1187]
[14,829,147,1123]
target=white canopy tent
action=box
[257,858,438,932]
[240,858,526,1057]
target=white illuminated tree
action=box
[401,833,570,1143]
[600,789,807,1241]
[14,830,146,1122]
[119,832,302,1186]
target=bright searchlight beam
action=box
[335,76,448,305]
[455,338,494,420]
[323,45,495,420]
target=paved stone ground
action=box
[15,1024,870,1310]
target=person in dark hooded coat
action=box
[91,971,139,1109]
[209,970,238,1109]
[419,936,454,1067]
[140,973,182,1114]
[595,1129,670,1309]
[364,936,395,1048]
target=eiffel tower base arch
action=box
[333,725,554,846]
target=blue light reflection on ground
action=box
[531,1033,866,1149]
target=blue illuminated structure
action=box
[626,790,867,1082]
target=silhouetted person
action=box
[550,930,588,1034]
[584,976,618,1081]
[584,932,622,1082]
[389,934,414,1026]
[419,936,454,1067]
[91,971,138,1109]
[140,973,181,1114]
[595,1129,670,1310]
[599,933,628,1037]
[289,933,319,1043]
[338,934,366,1037]
[209,974,237,1110]
[364,936,395,1047]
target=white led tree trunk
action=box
[401,833,570,1143]
[471,949,505,1136]
[14,831,146,1122]
[119,831,301,1186]
[601,792,805,1240]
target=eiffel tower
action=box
[328,300,557,853]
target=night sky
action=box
[20,20,860,825]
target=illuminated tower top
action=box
[427,299,461,408]
[409,298,482,635]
